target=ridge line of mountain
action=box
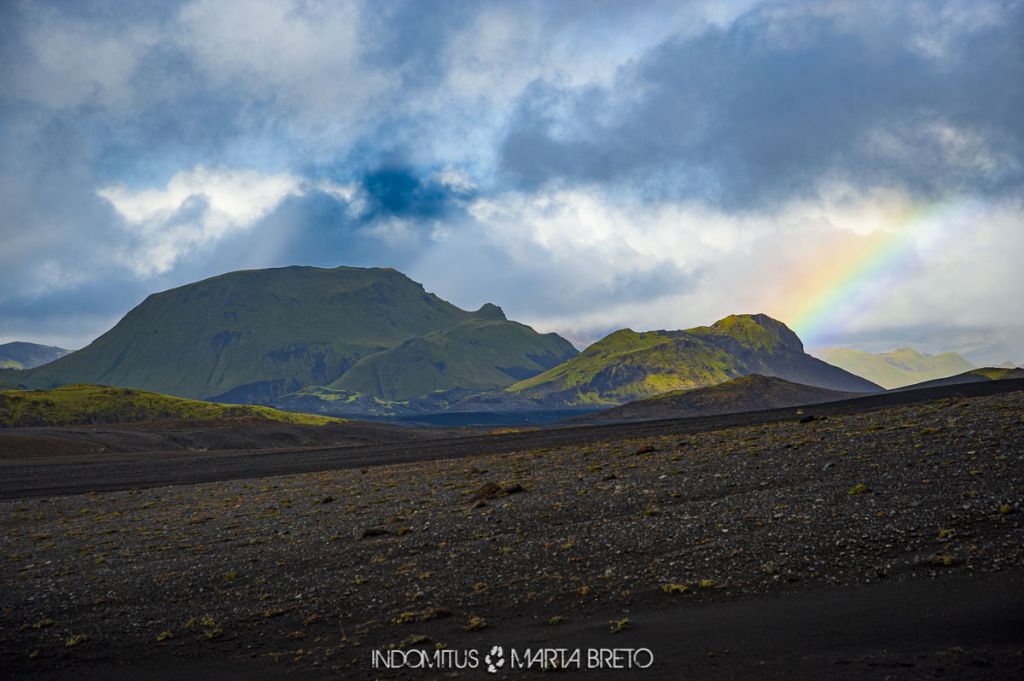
[1,266,894,419]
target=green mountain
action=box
[329,313,576,401]
[896,367,1024,391]
[453,314,880,410]
[11,266,577,402]
[0,342,69,370]
[582,374,861,422]
[816,347,974,389]
[0,385,340,428]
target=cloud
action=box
[498,0,1024,206]
[98,166,309,274]
[3,3,158,110]
[404,184,1024,362]
[1,0,1022,364]
[177,0,392,137]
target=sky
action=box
[1,0,1022,364]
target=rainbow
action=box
[782,197,980,347]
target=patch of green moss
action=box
[0,384,342,428]
[608,618,631,633]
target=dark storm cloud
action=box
[500,3,1024,207]
[363,168,476,217]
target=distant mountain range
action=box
[816,347,973,389]
[579,374,861,422]
[0,342,69,370]
[3,267,889,419]
[581,366,1024,423]
[7,266,577,403]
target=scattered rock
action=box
[469,481,524,503]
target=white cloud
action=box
[99,166,299,232]
[97,166,357,276]
[177,0,392,138]
[10,7,157,110]
[429,166,479,194]
[413,184,1024,363]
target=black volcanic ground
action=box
[1,384,1023,679]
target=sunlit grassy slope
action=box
[14,267,576,403]
[0,385,341,428]
[271,387,411,418]
[968,367,1024,380]
[589,374,860,421]
[895,366,1024,391]
[505,314,880,406]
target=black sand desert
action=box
[3,381,1022,680]
[5,3,1024,679]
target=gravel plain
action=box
[1,390,1022,679]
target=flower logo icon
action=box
[485,645,505,673]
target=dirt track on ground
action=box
[1,378,1022,501]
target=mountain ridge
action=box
[0,342,69,370]
[893,367,1024,392]
[449,314,880,412]
[512,314,879,400]
[579,374,862,422]
[816,346,973,389]
[11,266,578,402]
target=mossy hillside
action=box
[508,329,741,405]
[16,266,576,403]
[271,387,410,418]
[285,387,394,404]
[968,367,1024,381]
[505,314,880,407]
[593,374,860,421]
[0,368,28,389]
[688,313,801,353]
[891,366,1024,391]
[330,318,578,401]
[0,342,69,370]
[19,266,468,401]
[0,385,341,428]
[817,347,974,389]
